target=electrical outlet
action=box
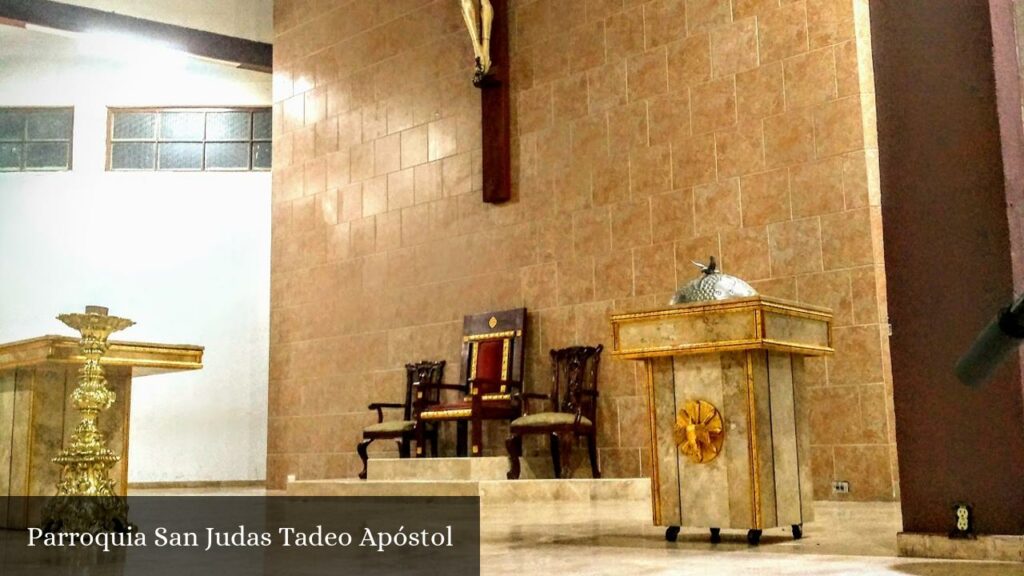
[287,474,297,484]
[951,503,974,539]
[831,481,850,494]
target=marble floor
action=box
[480,501,1024,575]
[125,487,1024,575]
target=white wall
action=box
[0,25,272,483]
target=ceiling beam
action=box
[0,0,272,72]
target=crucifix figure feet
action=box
[460,0,494,86]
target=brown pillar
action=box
[870,0,1024,538]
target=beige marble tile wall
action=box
[268,0,895,501]
[1016,1,1024,150]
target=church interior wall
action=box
[0,24,273,484]
[268,0,896,501]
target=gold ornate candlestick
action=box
[43,305,135,533]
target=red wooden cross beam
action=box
[460,0,511,204]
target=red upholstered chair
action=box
[415,308,526,457]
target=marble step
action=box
[366,456,545,481]
[287,477,651,506]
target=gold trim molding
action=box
[744,352,762,529]
[0,335,204,375]
[610,295,834,359]
[463,330,521,342]
[465,393,511,402]
[419,409,473,420]
[643,359,662,526]
[468,332,513,383]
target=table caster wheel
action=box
[665,526,680,542]
[747,529,762,545]
[709,527,721,543]
[792,524,803,540]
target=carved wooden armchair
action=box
[356,360,445,479]
[505,345,603,480]
[415,308,526,457]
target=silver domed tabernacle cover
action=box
[670,256,757,305]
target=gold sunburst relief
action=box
[673,400,725,464]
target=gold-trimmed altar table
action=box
[0,335,203,527]
[610,296,833,544]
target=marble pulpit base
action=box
[647,351,814,532]
[610,296,833,542]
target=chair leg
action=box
[549,433,562,479]
[587,433,601,479]
[357,438,373,480]
[456,421,468,457]
[429,428,439,457]
[414,422,425,458]
[397,438,411,458]
[471,416,483,457]
[505,433,522,480]
[561,434,574,475]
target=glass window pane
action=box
[205,142,249,169]
[112,112,156,140]
[252,141,272,169]
[159,112,205,141]
[24,142,68,169]
[158,142,203,170]
[111,142,155,170]
[26,110,72,140]
[253,110,271,140]
[106,108,271,171]
[206,112,251,141]
[0,143,22,170]
[0,112,24,141]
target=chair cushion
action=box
[363,420,415,434]
[511,412,593,429]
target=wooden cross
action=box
[460,0,510,204]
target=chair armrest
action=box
[367,402,405,423]
[414,382,466,392]
[520,392,551,415]
[411,382,466,416]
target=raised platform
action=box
[288,477,650,504]
[287,456,650,512]
[367,456,542,481]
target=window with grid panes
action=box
[0,108,74,172]
[108,108,271,171]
